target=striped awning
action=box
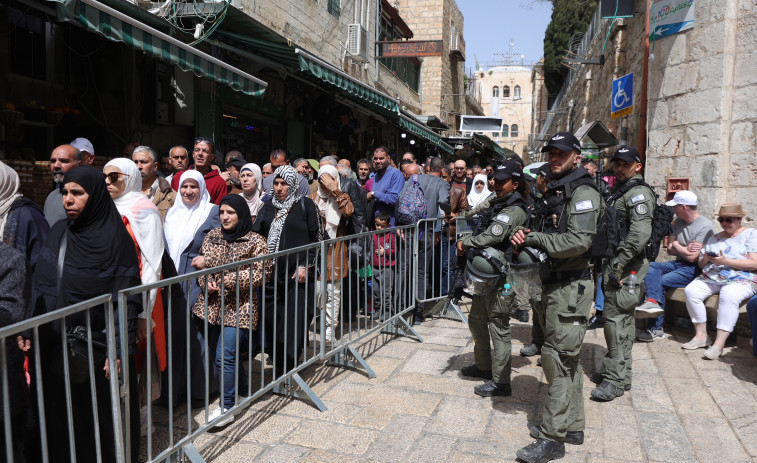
[54,0,267,97]
[398,114,454,155]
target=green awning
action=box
[54,0,267,97]
[473,133,506,158]
[398,115,454,155]
[296,50,400,114]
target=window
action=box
[514,85,521,99]
[501,125,509,137]
[492,86,499,98]
[503,86,510,98]
[328,0,341,18]
[450,20,458,50]
[378,11,420,92]
[511,124,519,137]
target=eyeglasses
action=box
[717,217,739,224]
[104,172,129,183]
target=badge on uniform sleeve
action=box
[631,194,646,204]
[635,204,649,215]
[492,224,504,236]
[575,200,594,211]
[495,213,511,223]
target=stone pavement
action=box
[151,304,757,462]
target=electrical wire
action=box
[600,0,621,54]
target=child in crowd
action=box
[372,211,396,321]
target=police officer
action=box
[512,132,601,463]
[457,161,528,397]
[590,146,654,401]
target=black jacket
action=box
[340,179,368,234]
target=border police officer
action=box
[512,132,601,463]
[590,146,654,401]
[457,161,529,397]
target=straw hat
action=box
[716,202,746,218]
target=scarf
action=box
[164,170,215,269]
[219,194,253,242]
[316,165,342,239]
[267,165,301,253]
[239,163,263,217]
[0,162,23,240]
[467,174,491,209]
[105,158,164,283]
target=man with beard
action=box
[356,158,371,188]
[166,145,189,184]
[133,145,176,220]
[367,146,404,226]
[452,160,472,194]
[295,157,318,195]
[224,156,246,195]
[43,144,82,225]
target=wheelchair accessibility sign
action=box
[611,73,634,119]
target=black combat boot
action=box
[460,364,492,380]
[516,438,565,463]
[474,380,512,397]
[591,380,624,401]
[529,425,584,445]
[587,311,604,329]
[520,343,542,356]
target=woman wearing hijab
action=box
[467,173,491,210]
[239,162,263,220]
[30,166,141,462]
[0,161,49,271]
[162,170,221,407]
[252,165,323,376]
[192,195,269,426]
[308,164,354,343]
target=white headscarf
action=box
[0,162,22,240]
[316,164,342,239]
[104,158,164,281]
[164,170,215,269]
[239,163,263,217]
[267,165,301,253]
[467,174,491,209]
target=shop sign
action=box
[378,40,443,58]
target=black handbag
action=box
[52,233,108,384]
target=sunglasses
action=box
[104,172,129,183]
[717,217,739,224]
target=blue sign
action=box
[611,73,634,119]
[650,0,695,41]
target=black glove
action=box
[608,264,623,288]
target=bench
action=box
[664,288,751,337]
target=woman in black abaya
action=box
[30,166,141,462]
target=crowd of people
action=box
[0,132,755,462]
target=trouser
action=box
[316,279,342,327]
[600,282,639,387]
[440,233,456,296]
[373,266,394,317]
[415,232,434,312]
[684,278,755,332]
[538,278,593,442]
[515,279,531,311]
[216,326,249,409]
[531,296,545,346]
[594,276,604,312]
[468,289,513,384]
[746,295,757,356]
[644,260,698,330]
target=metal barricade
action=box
[0,294,126,463]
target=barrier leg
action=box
[381,315,423,342]
[427,299,468,324]
[327,345,376,378]
[272,373,327,412]
[178,442,205,463]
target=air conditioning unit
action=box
[347,24,369,62]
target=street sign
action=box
[650,0,695,41]
[611,73,634,119]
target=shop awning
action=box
[398,114,454,155]
[53,0,268,97]
[295,49,400,115]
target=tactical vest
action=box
[472,191,527,259]
[530,167,598,235]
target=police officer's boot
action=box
[587,311,604,329]
[474,380,512,397]
[516,438,565,463]
[591,380,624,402]
[460,364,492,380]
[529,425,584,445]
[520,342,542,357]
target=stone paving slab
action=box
[143,303,757,462]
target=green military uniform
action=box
[520,167,601,443]
[460,192,527,384]
[600,174,654,387]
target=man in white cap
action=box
[634,190,715,341]
[70,137,95,166]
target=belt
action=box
[546,268,592,283]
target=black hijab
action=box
[219,194,253,243]
[32,166,140,308]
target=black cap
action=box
[611,146,642,163]
[226,157,246,168]
[541,131,581,153]
[534,163,550,178]
[507,154,524,167]
[492,160,523,181]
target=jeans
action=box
[746,295,757,356]
[215,326,249,410]
[644,260,698,331]
[594,276,604,312]
[440,234,456,296]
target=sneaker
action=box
[682,336,711,350]
[636,329,665,342]
[520,343,542,357]
[207,406,234,428]
[703,345,723,360]
[635,300,664,319]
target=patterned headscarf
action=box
[0,162,22,240]
[267,165,301,253]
